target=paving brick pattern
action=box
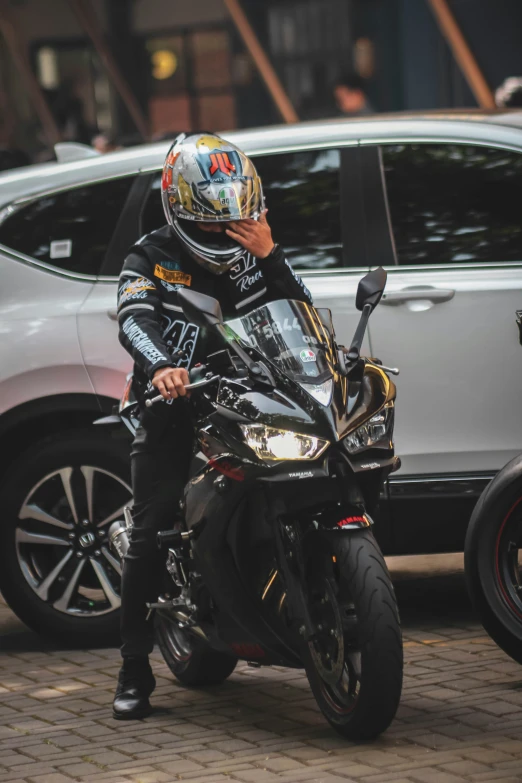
[1,572,522,783]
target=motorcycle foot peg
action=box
[157,529,193,549]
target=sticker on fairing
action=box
[154,265,191,286]
[300,349,316,363]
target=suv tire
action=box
[0,429,131,646]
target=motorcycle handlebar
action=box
[145,375,220,408]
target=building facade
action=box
[1,0,522,158]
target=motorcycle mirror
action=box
[177,289,224,328]
[356,267,387,312]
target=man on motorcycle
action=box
[113,132,312,719]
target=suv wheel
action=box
[0,429,131,645]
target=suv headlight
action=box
[240,424,329,462]
[344,403,394,454]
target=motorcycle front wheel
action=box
[303,528,403,740]
[155,613,238,686]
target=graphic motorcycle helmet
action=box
[161,132,265,274]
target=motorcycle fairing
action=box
[183,461,302,666]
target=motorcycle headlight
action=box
[344,403,394,454]
[240,424,329,462]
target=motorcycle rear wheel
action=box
[303,528,403,740]
[155,613,237,686]
[465,459,522,665]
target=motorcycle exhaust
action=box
[108,506,133,561]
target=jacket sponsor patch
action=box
[156,259,181,271]
[154,265,192,286]
[118,277,155,305]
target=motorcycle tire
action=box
[0,430,131,646]
[303,528,403,740]
[156,613,237,686]
[464,455,522,665]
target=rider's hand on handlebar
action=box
[152,367,190,400]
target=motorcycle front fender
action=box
[313,504,373,532]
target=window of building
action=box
[140,149,342,271]
[0,176,136,276]
[381,144,522,266]
[33,42,110,143]
[146,28,236,135]
[268,0,353,119]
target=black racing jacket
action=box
[117,225,313,401]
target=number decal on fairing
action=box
[261,318,317,344]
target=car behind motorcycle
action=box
[110,267,403,740]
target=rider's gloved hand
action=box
[152,367,189,400]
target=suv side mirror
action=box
[177,289,223,328]
[356,267,387,312]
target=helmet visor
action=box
[171,175,262,222]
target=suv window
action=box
[0,176,136,276]
[381,144,522,266]
[140,148,342,271]
[255,149,342,270]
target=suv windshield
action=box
[226,300,334,384]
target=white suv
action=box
[1,112,522,642]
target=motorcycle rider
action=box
[113,132,313,719]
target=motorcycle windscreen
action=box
[226,299,334,385]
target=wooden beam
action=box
[0,1,62,146]
[223,0,299,124]
[67,0,149,139]
[426,0,495,109]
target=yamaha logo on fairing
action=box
[79,532,96,548]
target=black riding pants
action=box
[120,407,193,658]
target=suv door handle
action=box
[107,308,118,320]
[381,287,455,306]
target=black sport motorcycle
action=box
[110,267,403,740]
[464,310,522,666]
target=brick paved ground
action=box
[1,565,522,783]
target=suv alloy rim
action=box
[15,466,132,616]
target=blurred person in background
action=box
[300,69,374,121]
[495,77,522,108]
[91,131,121,154]
[333,70,374,118]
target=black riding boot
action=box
[113,656,156,720]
